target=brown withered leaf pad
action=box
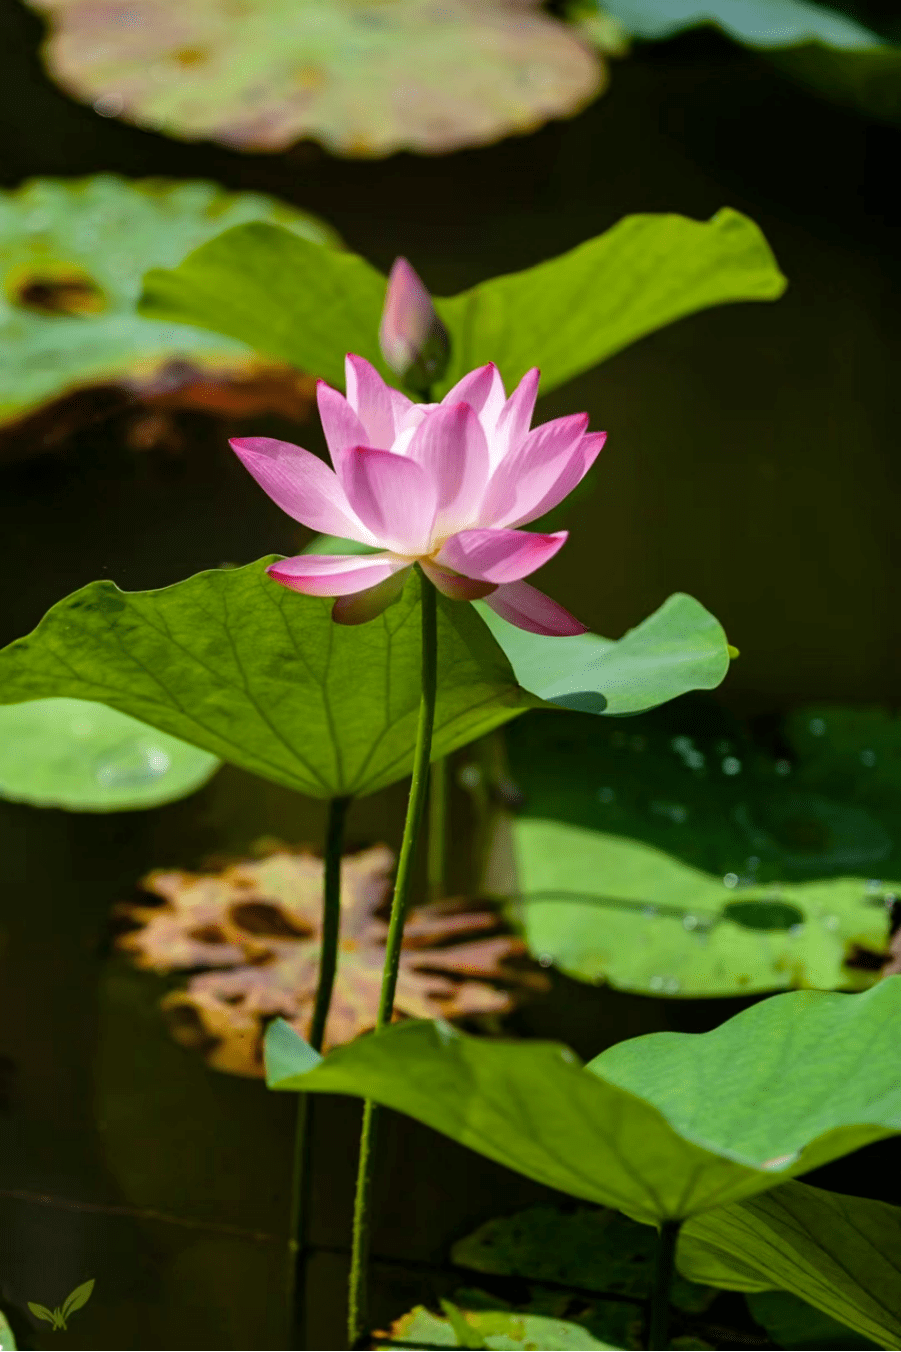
[117,844,546,1075]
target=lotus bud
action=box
[379,257,450,397]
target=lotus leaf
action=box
[29,0,605,156]
[599,0,883,49]
[0,698,219,811]
[678,1181,901,1349]
[0,560,536,799]
[0,175,336,429]
[374,1296,625,1350]
[266,981,901,1223]
[139,209,786,399]
[509,817,893,996]
[117,843,543,1072]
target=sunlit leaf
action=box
[0,1309,16,1350]
[28,0,603,156]
[118,843,543,1073]
[679,1181,901,1349]
[591,978,901,1175]
[476,592,732,716]
[0,560,535,800]
[0,698,219,811]
[266,981,901,1224]
[140,209,785,400]
[509,818,893,996]
[0,175,336,429]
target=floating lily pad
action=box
[597,0,884,49]
[266,980,901,1224]
[502,702,899,886]
[117,842,542,1072]
[376,1295,624,1350]
[509,817,893,995]
[30,0,605,157]
[679,1180,901,1349]
[0,560,535,800]
[453,1205,712,1313]
[0,697,219,811]
[0,175,337,428]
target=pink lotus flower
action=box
[230,356,605,636]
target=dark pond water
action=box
[1,2,900,1347]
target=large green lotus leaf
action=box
[510,818,892,995]
[0,175,338,428]
[591,978,901,1174]
[375,1297,624,1350]
[503,703,898,886]
[265,1012,884,1225]
[30,0,603,157]
[139,209,785,400]
[598,0,883,49]
[453,1204,711,1312]
[0,697,219,811]
[304,547,734,717]
[0,560,535,800]
[476,592,732,716]
[678,1181,901,1350]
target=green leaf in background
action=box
[592,978,901,1174]
[508,817,892,995]
[679,1181,901,1349]
[0,1307,16,1350]
[597,0,884,49]
[0,175,338,428]
[375,1296,624,1350]
[453,1204,712,1312]
[745,1291,879,1351]
[0,698,219,811]
[0,560,534,800]
[140,209,785,401]
[436,208,785,394]
[141,225,387,391]
[476,592,732,716]
[502,701,899,884]
[263,1011,871,1222]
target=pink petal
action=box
[344,354,413,448]
[483,581,589,636]
[437,527,568,584]
[406,401,491,538]
[483,419,606,530]
[441,363,506,436]
[494,367,540,458]
[343,446,438,555]
[332,568,410,624]
[267,552,409,597]
[316,380,368,472]
[420,560,497,600]
[230,437,376,543]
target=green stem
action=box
[647,1219,680,1351]
[427,756,449,902]
[347,571,438,1349]
[286,794,350,1350]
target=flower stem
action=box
[347,571,438,1349]
[286,793,350,1350]
[647,1219,680,1351]
[426,756,449,902]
